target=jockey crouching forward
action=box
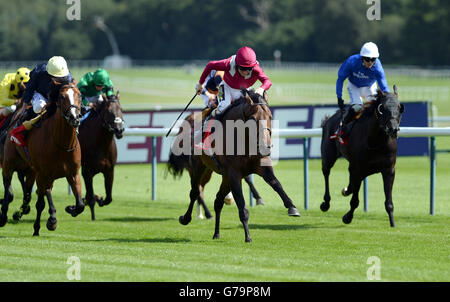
[78,68,114,120]
[10,56,73,147]
[194,46,272,150]
[0,67,31,128]
[336,42,389,134]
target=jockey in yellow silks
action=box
[0,67,31,126]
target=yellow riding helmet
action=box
[46,56,69,78]
[15,67,31,83]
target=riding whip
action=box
[165,93,197,137]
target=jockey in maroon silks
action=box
[194,46,272,150]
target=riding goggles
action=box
[362,57,377,62]
[237,65,254,71]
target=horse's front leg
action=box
[65,173,85,217]
[45,188,57,231]
[382,166,396,227]
[257,164,300,217]
[342,172,362,224]
[99,168,114,207]
[33,186,45,236]
[82,169,96,220]
[212,177,230,240]
[228,171,251,242]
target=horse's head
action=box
[58,83,82,128]
[241,88,272,156]
[98,92,125,139]
[375,85,404,139]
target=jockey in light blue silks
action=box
[336,42,389,126]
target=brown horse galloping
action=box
[78,93,124,220]
[168,112,265,220]
[321,86,404,226]
[172,88,300,242]
[0,83,85,236]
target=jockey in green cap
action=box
[78,68,114,112]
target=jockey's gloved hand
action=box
[255,87,265,96]
[338,97,345,110]
[195,83,203,95]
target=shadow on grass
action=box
[87,237,191,244]
[249,223,345,231]
[102,217,175,223]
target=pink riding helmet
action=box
[235,46,257,68]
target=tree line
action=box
[0,0,448,66]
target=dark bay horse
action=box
[321,86,404,226]
[167,112,265,220]
[0,83,85,236]
[170,88,300,242]
[78,93,124,220]
[0,100,36,223]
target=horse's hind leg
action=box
[0,170,14,227]
[342,172,362,224]
[45,189,57,231]
[179,163,206,226]
[212,177,230,240]
[198,169,213,219]
[382,167,396,227]
[244,175,264,205]
[257,165,300,217]
[13,170,35,221]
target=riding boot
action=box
[10,108,43,147]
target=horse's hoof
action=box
[256,198,265,206]
[320,202,330,212]
[342,187,351,196]
[179,215,191,225]
[65,205,85,217]
[245,237,252,243]
[205,213,213,220]
[0,215,7,227]
[213,233,220,239]
[342,213,353,224]
[21,205,30,215]
[288,207,300,217]
[46,218,57,231]
[32,232,39,237]
[12,211,21,221]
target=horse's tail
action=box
[166,150,189,179]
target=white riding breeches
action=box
[347,81,378,105]
[31,92,47,113]
[216,82,243,114]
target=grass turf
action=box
[0,156,448,282]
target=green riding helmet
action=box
[93,68,110,86]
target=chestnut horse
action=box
[78,93,124,220]
[171,88,300,242]
[320,86,404,226]
[167,112,265,220]
[0,83,85,236]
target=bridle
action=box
[58,83,81,123]
[92,97,125,133]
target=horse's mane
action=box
[359,91,398,120]
[218,88,266,118]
